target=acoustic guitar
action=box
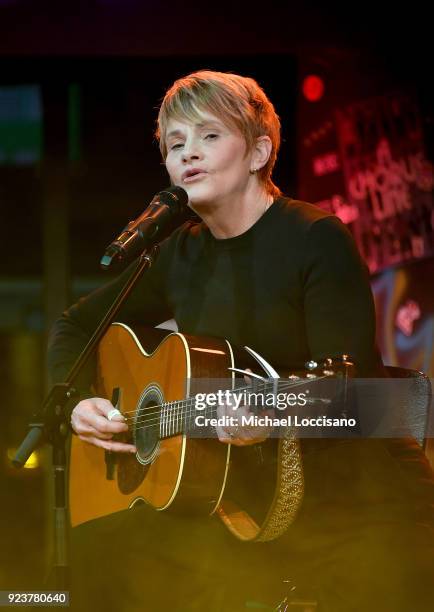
[69,322,352,541]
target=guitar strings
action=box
[120,375,335,434]
[120,376,326,424]
[131,393,331,435]
[118,375,331,420]
[123,375,334,430]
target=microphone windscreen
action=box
[158,186,189,209]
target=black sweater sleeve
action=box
[302,215,383,376]
[47,244,173,389]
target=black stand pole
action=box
[12,245,159,591]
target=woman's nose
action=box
[182,140,202,162]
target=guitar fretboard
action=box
[156,379,288,439]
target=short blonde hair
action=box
[156,70,282,198]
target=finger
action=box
[79,435,137,453]
[229,430,268,446]
[92,414,129,434]
[86,398,128,428]
[72,422,113,439]
[215,425,233,444]
[107,408,127,423]
[243,368,253,385]
[74,413,127,436]
[78,397,112,415]
[71,409,120,437]
[74,399,127,431]
[92,398,122,418]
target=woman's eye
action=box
[170,143,183,150]
[205,133,218,140]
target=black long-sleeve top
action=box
[47,196,384,387]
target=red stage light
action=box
[302,75,325,102]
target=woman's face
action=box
[164,111,254,209]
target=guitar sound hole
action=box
[134,385,163,465]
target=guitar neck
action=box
[157,377,314,439]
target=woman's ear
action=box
[252,135,272,171]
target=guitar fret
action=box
[157,380,292,440]
[166,402,169,438]
[172,402,175,436]
[176,401,179,436]
[182,400,187,433]
[166,402,169,437]
[164,402,167,438]
[158,398,192,439]
[171,402,174,436]
[159,397,201,437]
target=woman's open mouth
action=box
[182,169,207,183]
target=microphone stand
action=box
[12,245,160,592]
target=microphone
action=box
[100,186,189,269]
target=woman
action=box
[48,71,434,611]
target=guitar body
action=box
[69,323,233,527]
[69,323,307,541]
